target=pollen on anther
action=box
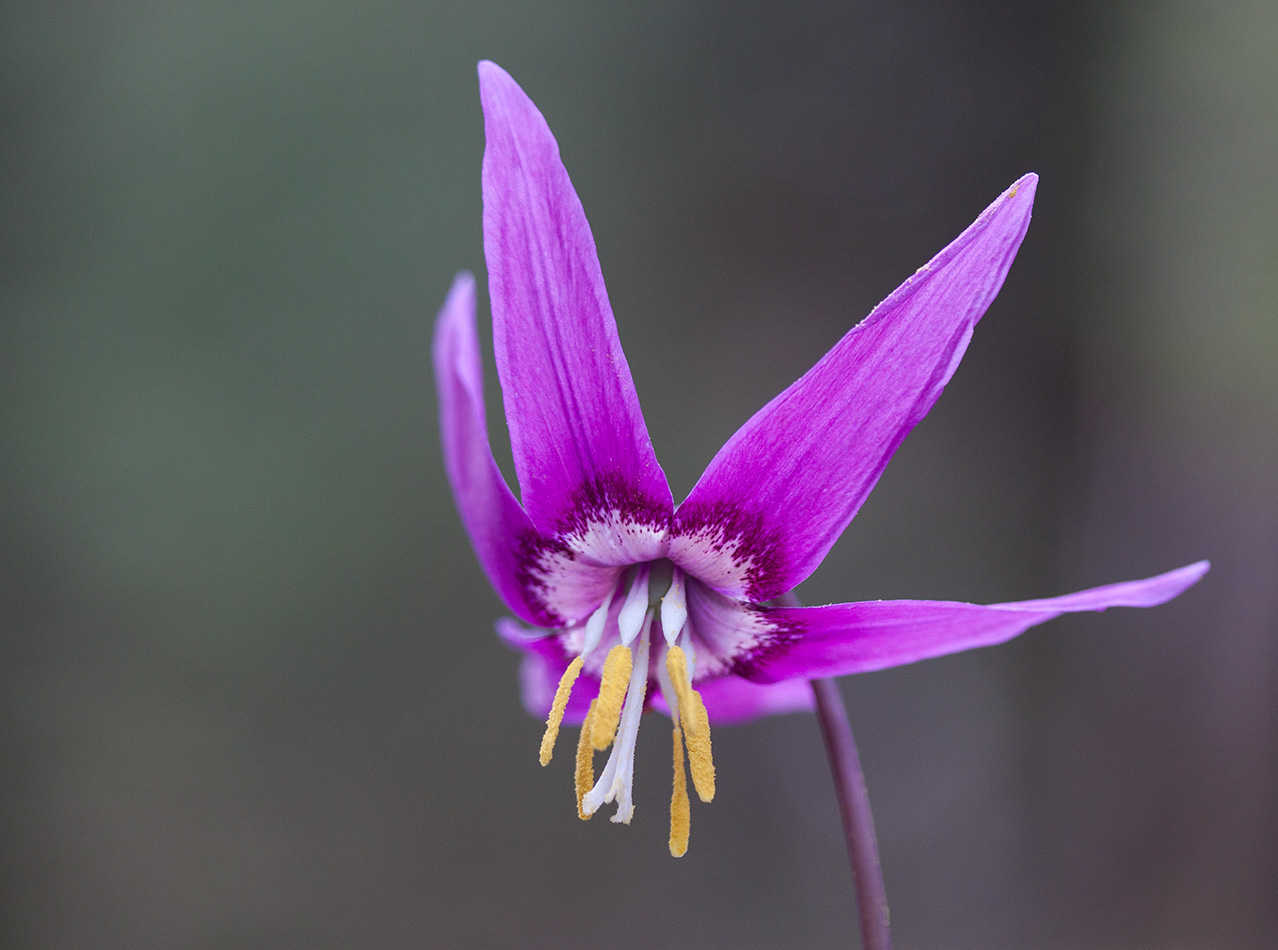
[590,645,633,751]
[576,700,597,820]
[686,694,716,803]
[664,646,699,734]
[669,723,691,857]
[540,655,584,766]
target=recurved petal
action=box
[479,61,672,535]
[673,176,1038,602]
[650,675,815,724]
[743,561,1209,683]
[433,273,550,626]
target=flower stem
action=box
[811,676,892,950]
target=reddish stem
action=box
[811,676,892,950]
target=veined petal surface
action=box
[673,176,1038,601]
[744,561,1209,683]
[433,273,549,626]
[479,61,672,535]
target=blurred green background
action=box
[2,1,1274,947]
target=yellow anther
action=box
[664,646,699,734]
[669,724,691,857]
[685,693,715,802]
[575,700,597,820]
[589,645,633,751]
[540,655,584,766]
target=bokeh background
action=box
[2,1,1274,947]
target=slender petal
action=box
[743,561,1210,683]
[672,176,1038,602]
[479,61,672,535]
[433,273,550,626]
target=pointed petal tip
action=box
[1175,558,1211,584]
[448,269,476,298]
[432,272,477,354]
[477,60,524,108]
[1161,559,1210,599]
[1116,559,1211,601]
[477,60,504,85]
[985,172,1037,228]
[433,270,473,328]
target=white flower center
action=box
[535,562,716,855]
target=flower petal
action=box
[479,61,672,535]
[672,176,1038,601]
[433,273,551,626]
[650,675,815,724]
[742,561,1209,682]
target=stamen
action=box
[616,564,651,645]
[660,567,687,647]
[589,645,633,751]
[665,645,715,802]
[669,723,691,857]
[575,700,597,820]
[582,616,652,822]
[539,655,584,766]
[686,693,716,803]
[664,646,699,736]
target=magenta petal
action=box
[432,273,550,626]
[746,561,1209,682]
[479,61,672,534]
[673,176,1038,601]
[651,675,815,724]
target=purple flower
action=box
[433,61,1208,855]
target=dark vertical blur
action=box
[1,1,1270,947]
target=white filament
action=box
[660,567,687,648]
[579,587,615,658]
[582,614,652,823]
[616,565,651,646]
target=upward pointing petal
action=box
[674,176,1038,601]
[479,61,672,535]
[432,272,551,626]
